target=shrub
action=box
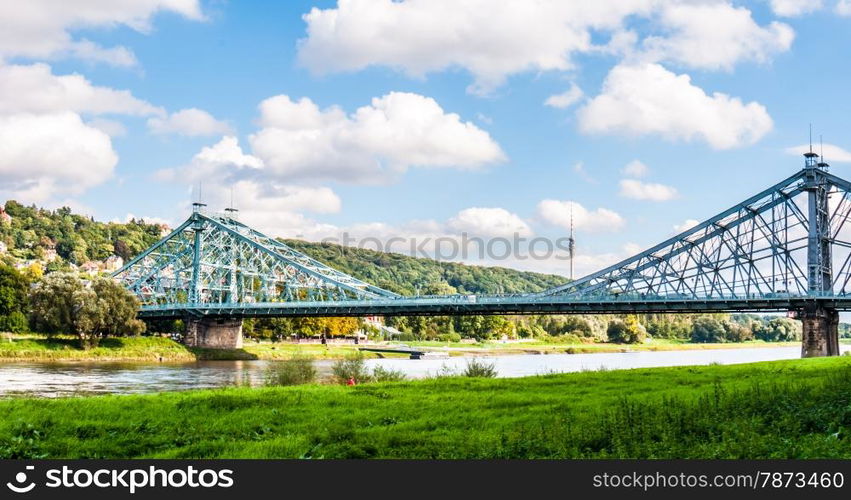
[332,353,372,384]
[264,356,317,386]
[372,365,406,382]
[462,358,497,378]
[437,333,462,343]
[0,311,28,333]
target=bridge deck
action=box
[137,294,851,319]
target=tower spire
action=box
[568,204,576,281]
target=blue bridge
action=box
[115,153,851,357]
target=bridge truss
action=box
[121,154,851,321]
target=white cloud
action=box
[785,143,851,163]
[298,1,796,94]
[674,219,699,233]
[0,63,163,116]
[839,0,851,15]
[298,0,657,94]
[0,112,117,202]
[544,83,584,109]
[447,207,532,238]
[770,0,822,16]
[87,118,127,137]
[250,92,505,183]
[621,160,648,177]
[578,63,773,149]
[68,40,139,67]
[619,179,679,201]
[536,199,625,232]
[0,0,204,66]
[642,3,794,71]
[0,63,174,204]
[155,136,263,183]
[148,108,232,137]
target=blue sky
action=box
[3,0,851,277]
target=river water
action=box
[1,345,848,398]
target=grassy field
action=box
[1,356,850,458]
[0,334,807,362]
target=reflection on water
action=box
[1,345,848,398]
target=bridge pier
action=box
[185,318,243,349]
[793,306,840,357]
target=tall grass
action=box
[264,356,317,386]
[331,353,372,384]
[463,358,498,378]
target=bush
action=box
[437,333,462,343]
[332,353,372,384]
[607,315,647,344]
[372,365,407,382]
[462,358,497,378]
[0,311,28,333]
[264,356,316,386]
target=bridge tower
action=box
[795,150,840,357]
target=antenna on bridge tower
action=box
[818,135,830,171]
[224,186,239,219]
[568,204,576,281]
[192,181,207,213]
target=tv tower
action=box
[568,204,576,280]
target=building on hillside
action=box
[157,224,171,237]
[0,241,6,253]
[79,261,101,275]
[104,255,124,272]
[0,206,10,225]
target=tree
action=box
[607,315,647,344]
[691,316,727,343]
[0,265,30,330]
[29,274,144,348]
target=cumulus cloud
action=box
[839,0,851,15]
[785,143,851,163]
[0,63,163,116]
[770,0,822,16]
[298,0,657,94]
[447,207,532,238]
[297,1,796,94]
[0,112,117,202]
[536,199,625,232]
[619,179,679,201]
[249,92,505,183]
[155,136,263,183]
[544,83,584,109]
[0,63,168,203]
[621,160,649,178]
[0,0,204,66]
[578,63,773,149]
[148,108,232,137]
[642,3,794,71]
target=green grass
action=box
[1,357,850,458]
[0,335,197,362]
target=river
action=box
[1,345,848,397]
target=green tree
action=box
[29,274,144,348]
[0,264,30,331]
[691,316,726,343]
[607,315,647,344]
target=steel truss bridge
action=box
[115,154,851,355]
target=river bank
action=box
[0,333,808,362]
[1,356,849,458]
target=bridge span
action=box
[116,153,851,358]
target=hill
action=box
[0,200,567,294]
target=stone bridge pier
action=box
[792,305,840,357]
[184,317,243,349]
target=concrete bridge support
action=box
[794,306,840,357]
[185,318,243,349]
